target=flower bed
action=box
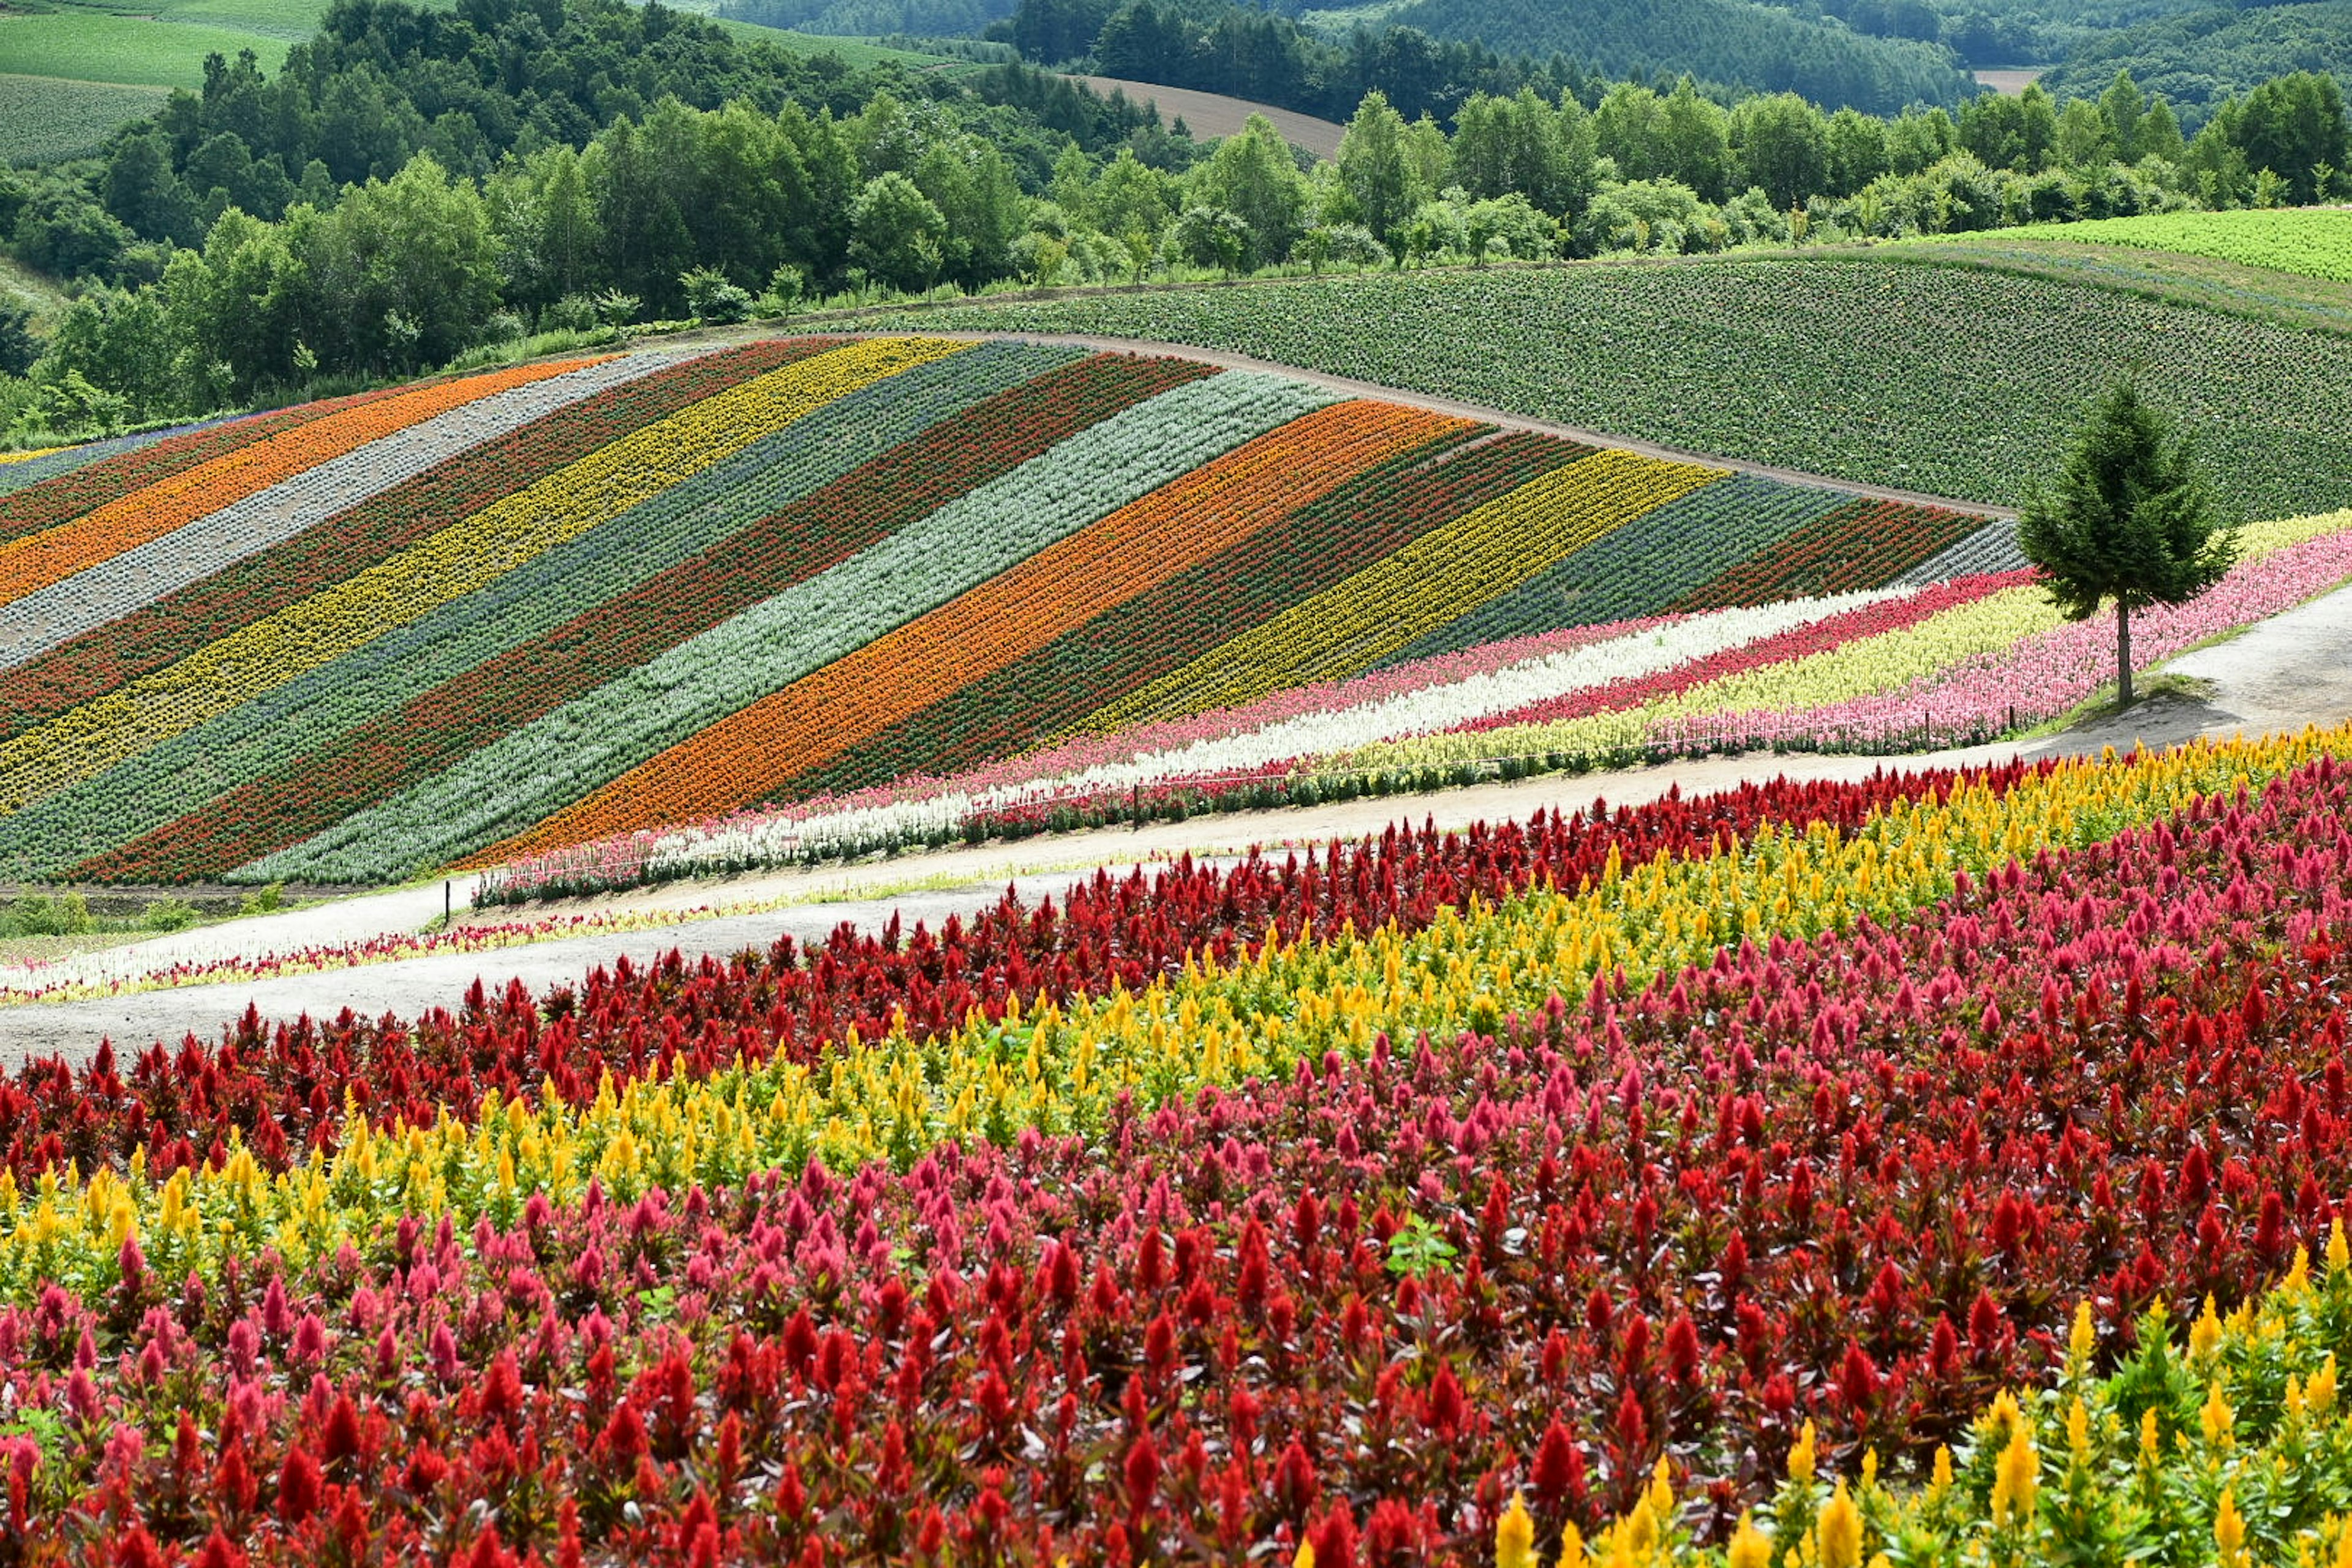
[0,731,2346,1562]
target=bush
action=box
[679,266,752,325]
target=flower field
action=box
[3,724,2352,1562]
[0,333,2068,890]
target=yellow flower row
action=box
[1080,450,1724,731]
[1497,1228,2352,1567]
[0,726,2342,1302]
[0,337,969,813]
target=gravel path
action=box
[6,575,2345,1069]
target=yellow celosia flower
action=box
[1727,1515,1772,1568]
[1496,1493,1536,1568]
[2070,1300,2097,1368]
[1789,1420,1818,1485]
[2203,1379,2235,1448]
[2332,1219,2350,1276]
[2215,1488,2249,1568]
[1991,1416,2037,1530]
[1647,1457,1673,1520]
[1930,1447,1953,1496]
[2139,1408,2163,1466]
[1817,1480,1862,1568]
[1555,1522,1586,1568]
[2313,1354,2340,1417]
[1621,1499,1659,1561]
[2066,1398,2090,1462]
[2287,1244,2313,1296]
[1295,1543,1316,1568]
[2192,1295,2224,1361]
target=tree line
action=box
[1,0,2343,447]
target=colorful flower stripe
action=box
[1673,496,1991,609]
[0,360,593,608]
[23,729,2335,1273]
[0,338,965,818]
[7,345,1052,884]
[1085,450,1727,731]
[1,746,2349,1565]
[0,766,1980,1185]
[1676,508,2352,750]
[255,370,1338,884]
[778,428,1567,801]
[69,345,1130,884]
[0,428,188,496]
[0,390,410,547]
[1384,472,1858,666]
[685,592,1909,880]
[0,343,824,749]
[1348,580,2066,767]
[0,358,666,672]
[1890,514,2028,586]
[498,401,1466,858]
[1446,572,2030,737]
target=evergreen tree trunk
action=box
[2116,600,2133,707]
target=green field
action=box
[1954,208,2352,284]
[0,10,293,89]
[0,72,170,163]
[837,253,2352,518]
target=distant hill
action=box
[2038,1,2352,118]
[1336,0,1975,112]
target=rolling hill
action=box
[841,250,2352,518]
[0,333,2029,886]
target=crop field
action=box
[845,255,2352,517]
[1986,206,2352,284]
[0,72,171,163]
[7,722,2352,1561]
[0,333,2086,891]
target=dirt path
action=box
[1071,77,1346,159]
[13,573,2351,1065]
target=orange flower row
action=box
[471,399,1461,863]
[0,359,603,608]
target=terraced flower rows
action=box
[2,728,2351,1563]
[0,334,2024,888]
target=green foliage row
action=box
[1988,208,2352,284]
[843,254,2352,518]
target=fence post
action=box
[1132,782,1142,831]
[444,879,452,925]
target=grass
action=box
[0,254,73,333]
[833,250,2352,519]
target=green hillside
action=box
[839,253,2352,517]
[2037,0,2352,119]
[1360,0,1973,112]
